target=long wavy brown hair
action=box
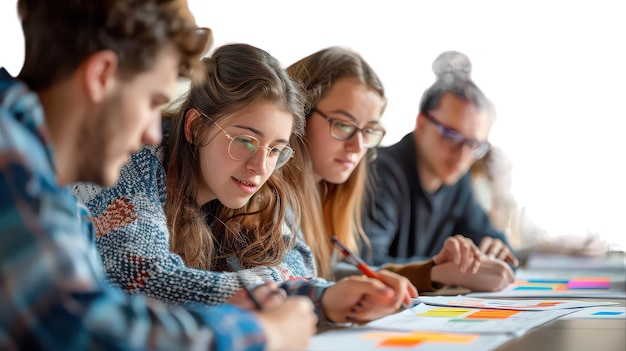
[162,43,306,271]
[285,46,387,279]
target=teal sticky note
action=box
[592,311,624,316]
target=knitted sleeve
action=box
[72,145,316,306]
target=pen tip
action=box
[330,235,337,243]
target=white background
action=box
[1,0,624,249]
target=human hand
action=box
[479,236,519,267]
[321,271,417,323]
[256,296,317,351]
[432,235,482,274]
[227,282,286,310]
[432,255,514,291]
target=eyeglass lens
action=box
[228,135,293,169]
[330,121,384,148]
[425,113,489,158]
[437,127,489,158]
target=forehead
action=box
[224,100,294,137]
[319,78,384,122]
[431,92,493,139]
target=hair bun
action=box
[432,51,472,80]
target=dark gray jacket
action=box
[362,133,512,265]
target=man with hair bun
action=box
[363,51,519,290]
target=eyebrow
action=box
[328,109,357,121]
[231,124,290,144]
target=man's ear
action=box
[415,113,427,134]
[83,51,118,103]
[184,109,201,144]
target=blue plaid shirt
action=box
[0,67,270,351]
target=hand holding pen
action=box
[323,235,417,323]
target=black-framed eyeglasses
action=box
[200,112,294,169]
[422,112,490,159]
[312,108,386,148]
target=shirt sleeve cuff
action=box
[382,259,445,292]
[193,303,266,351]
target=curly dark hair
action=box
[17,0,212,89]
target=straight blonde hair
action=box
[286,46,387,279]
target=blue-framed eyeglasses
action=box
[200,112,294,169]
[312,108,386,148]
[422,112,490,159]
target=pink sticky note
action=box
[567,279,610,289]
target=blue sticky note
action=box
[527,279,569,284]
[514,286,554,290]
[592,311,624,316]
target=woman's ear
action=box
[184,109,201,144]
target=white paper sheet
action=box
[367,303,573,337]
[413,296,618,310]
[308,327,512,351]
[558,306,626,319]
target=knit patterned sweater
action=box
[72,143,319,306]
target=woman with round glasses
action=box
[361,50,518,291]
[72,43,416,324]
[284,47,509,294]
